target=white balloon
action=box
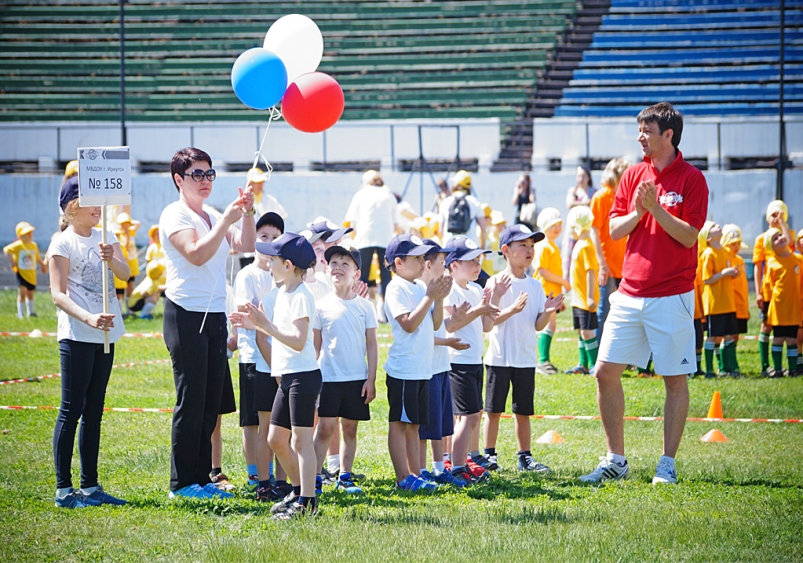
[264,14,323,84]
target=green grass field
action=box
[1,289,802,562]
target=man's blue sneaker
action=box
[55,490,100,508]
[336,472,363,494]
[433,470,467,488]
[82,486,127,506]
[202,483,233,498]
[168,484,214,499]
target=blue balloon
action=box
[231,48,288,110]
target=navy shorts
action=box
[418,371,454,440]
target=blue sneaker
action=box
[81,486,127,506]
[419,470,437,483]
[336,472,363,494]
[413,476,438,491]
[315,475,323,495]
[169,484,214,499]
[433,470,467,488]
[202,483,233,498]
[55,490,100,508]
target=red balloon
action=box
[281,72,344,133]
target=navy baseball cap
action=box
[385,234,434,263]
[499,224,544,254]
[324,244,362,270]
[421,238,456,259]
[255,232,316,269]
[445,235,491,266]
[256,211,284,234]
[308,219,353,244]
[59,175,80,210]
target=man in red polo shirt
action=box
[580,103,708,485]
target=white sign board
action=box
[77,146,132,206]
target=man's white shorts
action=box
[598,290,696,376]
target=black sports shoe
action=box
[270,492,299,515]
[272,500,318,520]
[472,454,499,471]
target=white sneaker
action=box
[580,457,629,483]
[652,458,678,485]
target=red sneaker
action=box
[466,457,488,478]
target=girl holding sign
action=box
[48,175,130,508]
[160,147,256,499]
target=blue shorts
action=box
[418,371,454,441]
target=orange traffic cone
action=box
[535,430,564,444]
[701,429,728,442]
[707,391,723,419]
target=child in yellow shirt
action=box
[763,228,802,377]
[4,222,47,318]
[566,206,599,375]
[700,222,739,377]
[721,224,749,375]
[114,212,140,316]
[692,249,706,377]
[533,208,570,375]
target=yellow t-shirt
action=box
[754,229,797,302]
[3,239,40,286]
[701,246,736,316]
[729,251,749,320]
[534,238,564,298]
[145,242,165,264]
[570,238,599,312]
[765,253,803,327]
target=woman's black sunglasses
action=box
[182,169,216,182]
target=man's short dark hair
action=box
[637,102,683,148]
[170,147,212,191]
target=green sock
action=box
[771,345,784,371]
[583,337,599,367]
[789,347,799,373]
[722,340,736,373]
[716,345,724,373]
[731,340,741,372]
[538,331,553,364]
[578,337,588,369]
[759,332,771,369]
[704,342,716,373]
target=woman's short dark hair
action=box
[637,102,683,148]
[170,148,212,191]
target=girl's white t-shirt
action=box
[233,263,274,364]
[48,228,126,344]
[483,273,546,368]
[445,281,485,365]
[271,283,319,376]
[383,276,434,380]
[160,199,236,313]
[313,293,378,382]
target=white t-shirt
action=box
[484,273,546,368]
[439,192,484,246]
[160,200,237,313]
[383,277,434,380]
[255,287,279,374]
[48,228,126,344]
[432,322,452,375]
[445,281,485,365]
[306,271,332,302]
[344,185,398,249]
[271,283,319,376]
[233,263,274,364]
[313,293,378,382]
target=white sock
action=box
[56,487,72,499]
[659,455,675,468]
[607,452,627,465]
[327,454,340,473]
[81,485,99,495]
[433,461,445,475]
[26,299,34,315]
[17,301,25,317]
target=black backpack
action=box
[447,193,471,234]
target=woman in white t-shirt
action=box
[159,147,256,499]
[48,176,130,508]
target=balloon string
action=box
[251,106,283,183]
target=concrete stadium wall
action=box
[2,169,799,253]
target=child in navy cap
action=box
[382,235,452,491]
[230,233,321,519]
[482,225,564,472]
